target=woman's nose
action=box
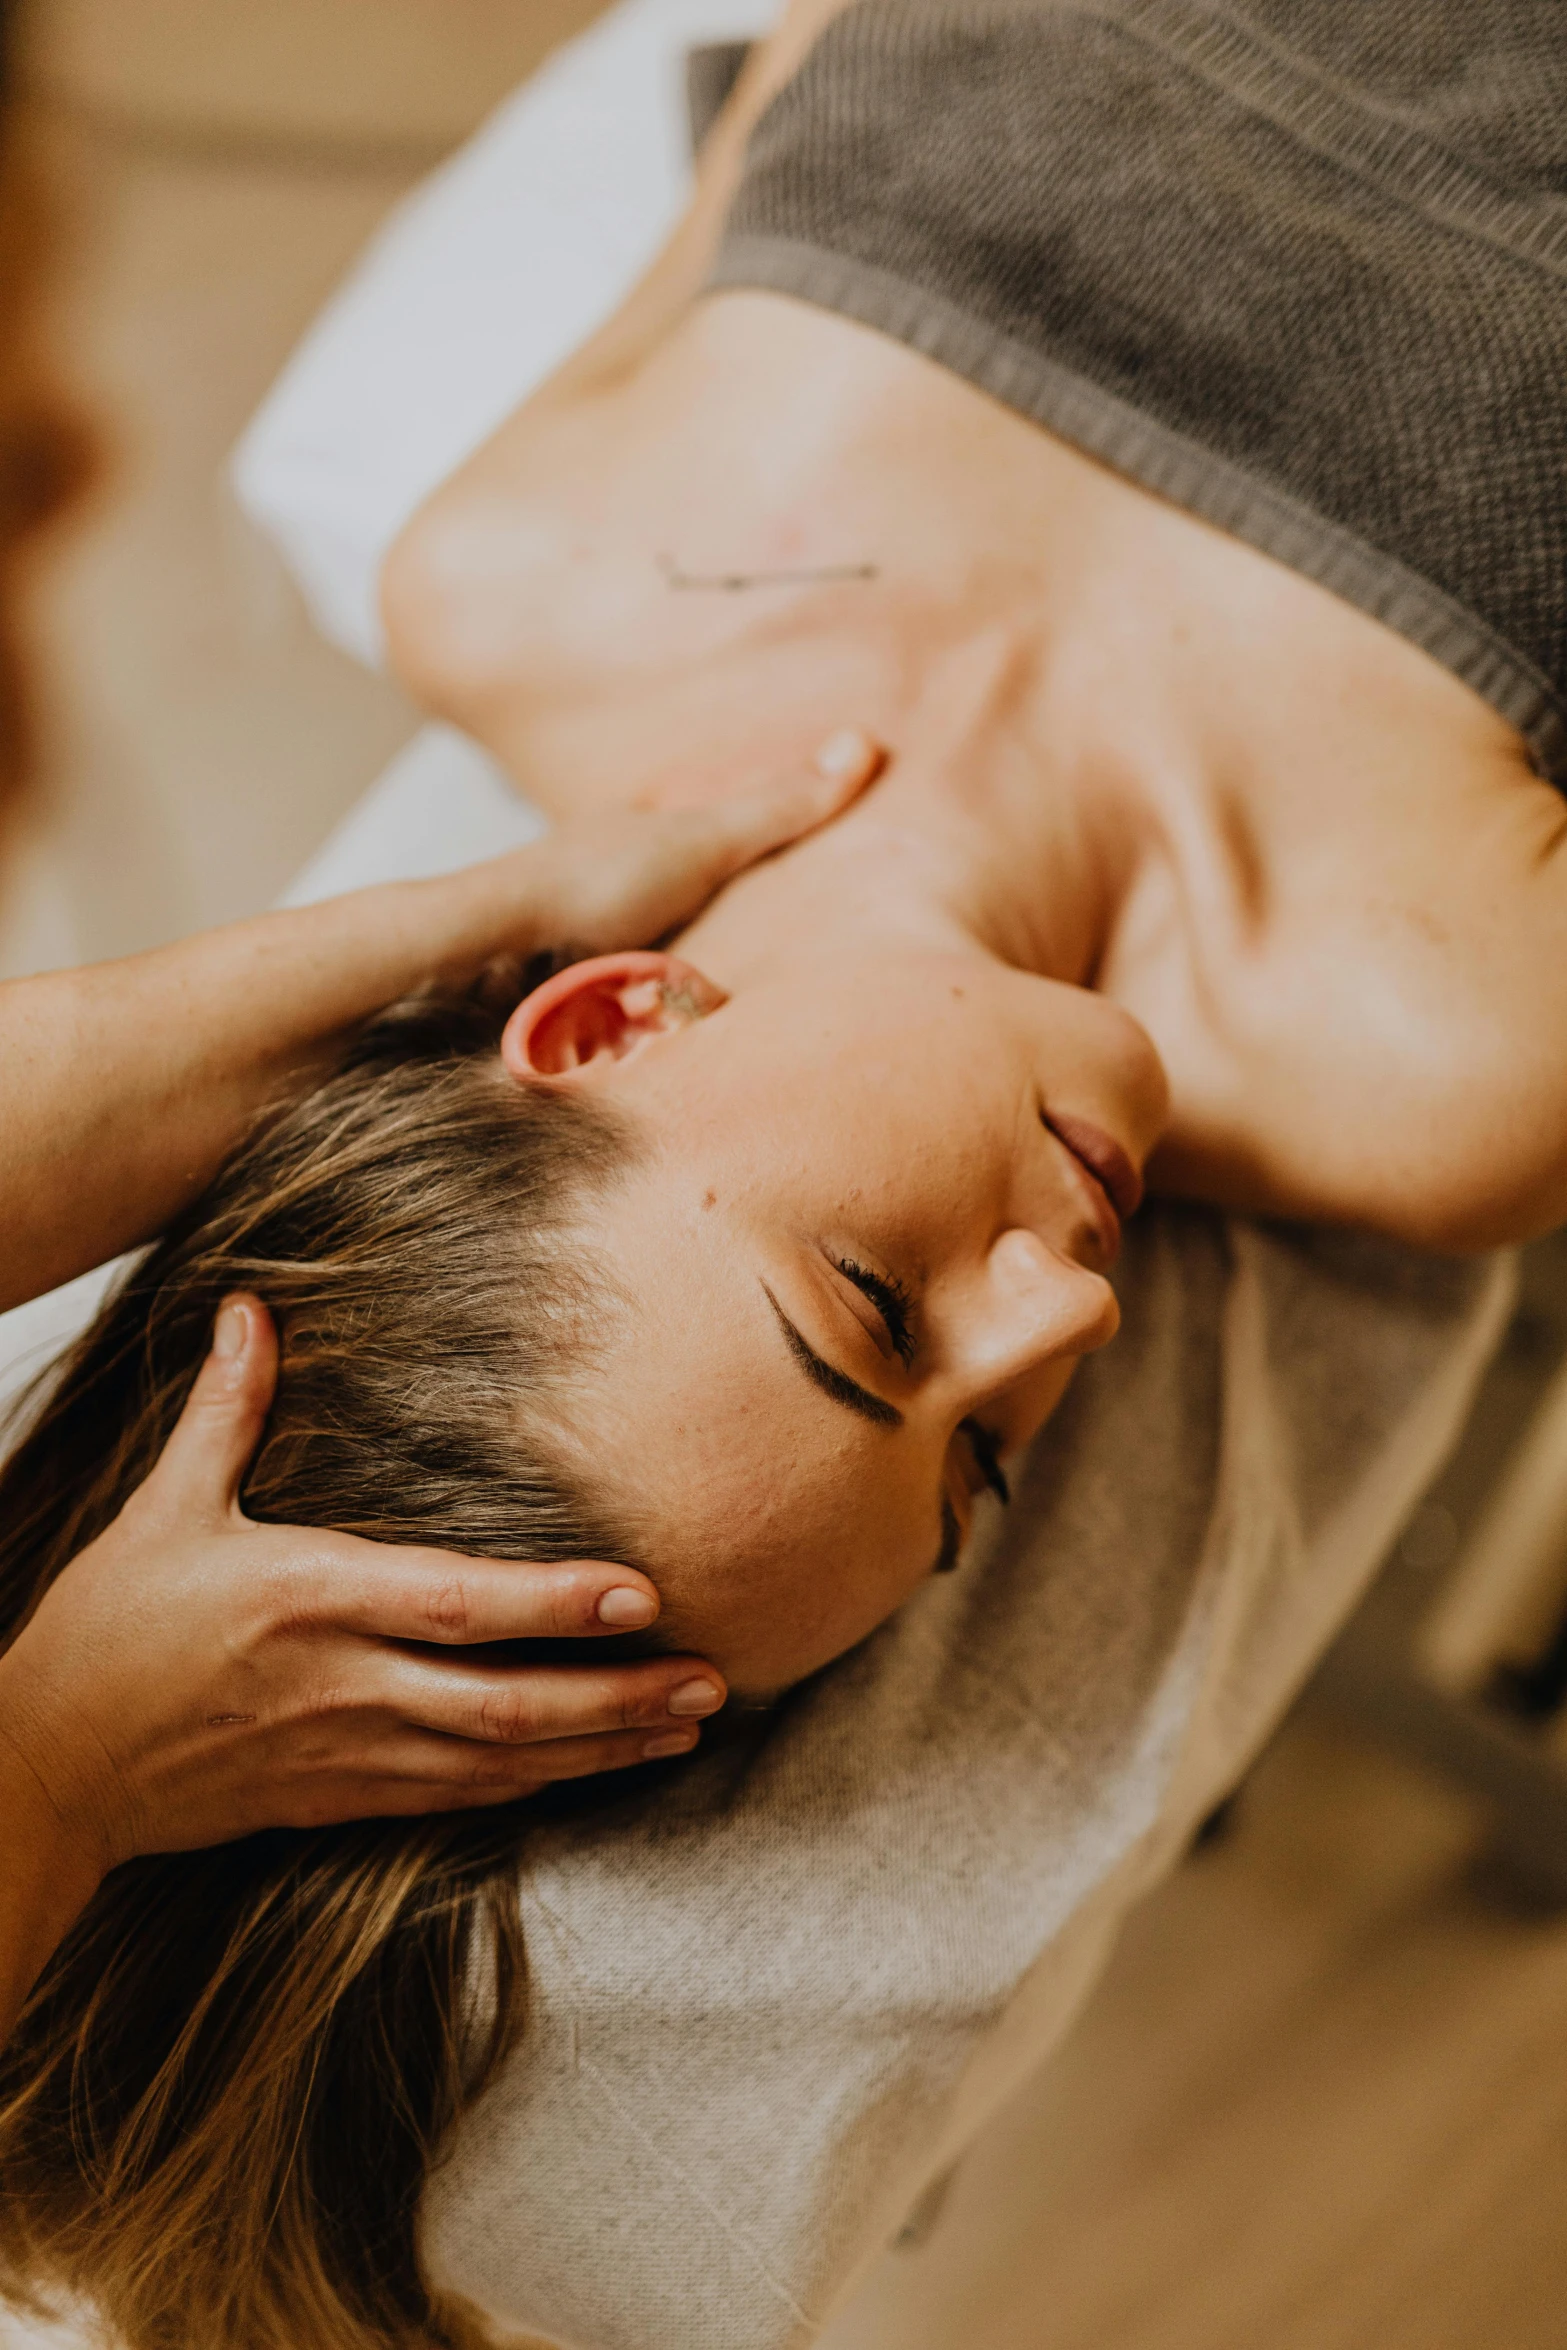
[958,1225,1120,1389]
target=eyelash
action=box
[962,1418,1011,1507]
[833,1256,918,1366]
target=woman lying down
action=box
[4,0,1565,2340]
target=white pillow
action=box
[232,0,780,669]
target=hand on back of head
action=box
[0,1295,728,1877]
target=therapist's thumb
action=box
[150,1292,279,1519]
[710,727,884,867]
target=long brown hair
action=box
[0,978,640,2350]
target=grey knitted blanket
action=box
[712,0,1567,781]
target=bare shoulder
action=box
[1136,738,1567,1252]
[381,0,859,744]
[379,384,605,754]
[378,288,926,814]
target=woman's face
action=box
[509,947,1168,1697]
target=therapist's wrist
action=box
[396,854,554,987]
[249,863,549,1029]
[0,1707,105,2037]
[416,738,885,980]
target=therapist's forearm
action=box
[0,1732,102,2051]
[0,860,548,1312]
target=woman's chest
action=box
[397,293,1567,1243]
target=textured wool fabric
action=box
[711,0,1567,782]
[423,1213,1510,2350]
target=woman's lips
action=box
[1042,1111,1145,1264]
[1041,1112,1144,1219]
[1053,1142,1121,1262]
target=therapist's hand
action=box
[476,725,883,962]
[0,727,883,1317]
[0,1296,725,1884]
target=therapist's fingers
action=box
[323,1723,703,1820]
[691,725,885,872]
[640,725,884,875]
[527,728,886,955]
[309,1544,670,1644]
[128,1292,278,1526]
[423,1723,704,1792]
[375,1650,725,1746]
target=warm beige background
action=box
[0,0,609,982]
[22,0,610,162]
[3,7,1567,2348]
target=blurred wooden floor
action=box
[824,1706,1567,2350]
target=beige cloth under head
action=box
[423,1209,1511,2350]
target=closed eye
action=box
[831,1256,917,1366]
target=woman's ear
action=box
[501,952,728,1082]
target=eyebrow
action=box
[760,1282,904,1430]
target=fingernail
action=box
[213,1300,247,1360]
[666,1677,723,1717]
[813,726,874,781]
[597,1587,657,1628]
[644,1730,698,1759]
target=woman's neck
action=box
[672,579,1173,996]
[673,721,1132,994]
